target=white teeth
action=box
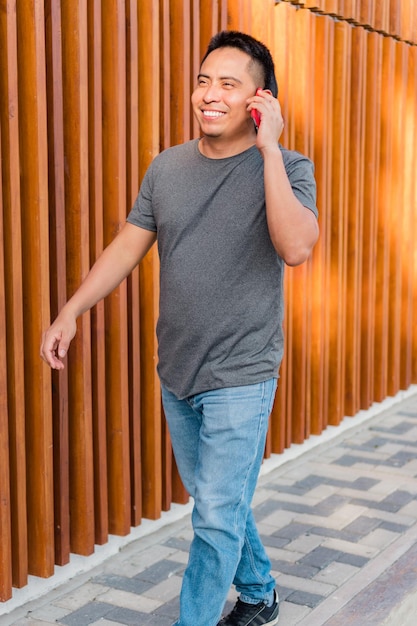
[203,111,225,118]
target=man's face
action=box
[192,47,260,140]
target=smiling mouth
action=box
[202,110,226,119]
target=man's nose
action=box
[203,84,221,102]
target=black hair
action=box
[201,30,278,97]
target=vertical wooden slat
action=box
[360,31,382,410]
[411,47,417,385]
[387,40,407,396]
[399,42,416,389]
[310,13,333,435]
[126,0,143,526]
[101,0,131,536]
[373,35,394,402]
[374,0,389,33]
[327,20,351,425]
[344,25,366,417]
[169,0,191,146]
[16,0,54,577]
[61,0,95,554]
[0,0,28,590]
[285,6,315,443]
[270,0,294,452]
[44,0,70,565]
[138,0,163,518]
[0,121,13,602]
[87,0,108,544]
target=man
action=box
[41,31,318,626]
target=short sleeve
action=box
[281,148,318,218]
[126,163,157,232]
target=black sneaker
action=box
[218,591,279,626]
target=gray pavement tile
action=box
[286,590,325,608]
[153,595,180,619]
[91,574,153,595]
[307,525,362,543]
[60,602,115,625]
[382,450,417,467]
[270,559,320,579]
[343,515,382,536]
[260,534,290,549]
[253,498,284,520]
[378,520,410,533]
[336,552,369,568]
[106,606,170,625]
[299,547,342,570]
[371,420,416,434]
[133,559,184,584]
[350,489,414,513]
[272,522,312,540]
[163,537,191,552]
[332,454,376,467]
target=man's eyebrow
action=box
[197,73,243,83]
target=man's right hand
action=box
[40,310,77,370]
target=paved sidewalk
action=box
[3,388,417,626]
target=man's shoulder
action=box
[279,144,314,169]
[153,139,198,165]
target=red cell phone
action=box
[251,88,262,129]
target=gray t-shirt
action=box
[127,139,317,399]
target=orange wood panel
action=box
[160,0,171,151]
[359,0,374,28]
[127,0,144,526]
[269,0,294,451]
[344,26,366,417]
[373,35,395,401]
[387,40,407,396]
[138,0,163,518]
[44,0,71,565]
[389,0,401,39]
[411,47,417,384]
[250,0,276,47]
[169,0,192,146]
[310,13,333,435]
[327,20,351,425]
[61,0,95,554]
[399,43,416,388]
[227,0,252,32]
[16,0,55,577]
[286,7,316,443]
[0,123,13,602]
[200,0,219,51]
[359,31,382,410]
[87,0,109,544]
[190,0,201,140]
[139,247,162,516]
[374,0,389,33]
[322,0,339,15]
[102,0,131,536]
[0,0,28,589]
[400,0,412,43]
[343,1,359,22]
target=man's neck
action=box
[198,134,256,159]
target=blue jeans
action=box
[162,379,277,626]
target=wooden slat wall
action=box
[0,0,416,601]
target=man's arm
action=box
[40,222,156,369]
[248,90,319,266]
